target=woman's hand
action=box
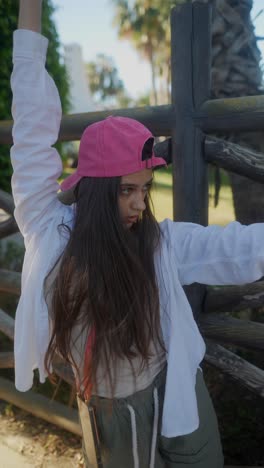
[18,0,43,33]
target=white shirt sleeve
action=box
[10,29,66,248]
[162,219,264,286]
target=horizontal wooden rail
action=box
[154,135,264,186]
[0,308,14,340]
[0,189,18,239]
[0,351,14,368]
[204,136,264,183]
[0,307,75,385]
[1,94,264,146]
[0,105,174,144]
[205,341,264,398]
[200,314,264,350]
[0,376,81,436]
[153,138,172,162]
[197,95,264,132]
[0,269,21,295]
[52,355,75,386]
[205,281,264,314]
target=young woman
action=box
[11,1,264,467]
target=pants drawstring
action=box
[127,403,140,468]
[127,387,159,468]
[149,387,159,468]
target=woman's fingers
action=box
[18,0,43,33]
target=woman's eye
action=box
[144,184,152,193]
[120,187,132,195]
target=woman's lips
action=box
[127,216,138,223]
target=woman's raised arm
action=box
[18,0,42,33]
[11,0,70,249]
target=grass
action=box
[152,168,235,225]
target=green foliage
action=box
[0,1,17,193]
[42,1,70,115]
[0,0,70,192]
[111,0,178,103]
[87,53,124,101]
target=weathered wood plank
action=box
[0,105,175,145]
[204,282,264,313]
[0,308,14,340]
[153,138,172,164]
[0,376,81,436]
[0,189,18,239]
[204,136,264,183]
[205,341,264,398]
[197,95,264,132]
[0,309,74,385]
[0,351,14,368]
[171,2,210,224]
[170,2,211,319]
[0,269,21,295]
[52,355,75,387]
[200,313,264,350]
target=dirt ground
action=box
[0,400,84,468]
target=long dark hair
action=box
[45,175,164,396]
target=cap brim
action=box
[60,170,83,192]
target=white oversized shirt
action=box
[11,29,264,438]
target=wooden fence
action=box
[0,0,263,449]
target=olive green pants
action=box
[82,367,224,468]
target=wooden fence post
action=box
[170,1,212,318]
[171,1,211,224]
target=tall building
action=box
[64,43,96,113]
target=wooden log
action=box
[204,136,264,183]
[205,341,264,398]
[171,2,210,224]
[2,98,263,148]
[200,313,264,350]
[52,355,75,387]
[170,2,211,318]
[153,138,172,165]
[197,95,264,132]
[0,376,81,436]
[0,190,18,239]
[0,308,14,340]
[0,351,14,368]
[0,308,74,385]
[0,105,175,145]
[204,281,264,313]
[0,269,21,295]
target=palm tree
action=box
[111,0,167,105]
[211,0,264,224]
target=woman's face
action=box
[118,168,153,229]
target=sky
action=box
[52,0,264,99]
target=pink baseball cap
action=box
[60,116,166,193]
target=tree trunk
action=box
[211,0,264,224]
[148,42,158,106]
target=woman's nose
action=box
[133,192,146,212]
